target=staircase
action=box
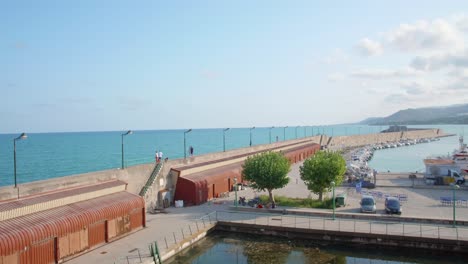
[139,162,164,197]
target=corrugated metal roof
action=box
[0,191,144,256]
[174,140,315,171]
[0,180,127,221]
[179,143,319,183]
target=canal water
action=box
[167,231,466,264]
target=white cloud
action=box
[356,38,383,56]
[386,19,464,52]
[411,50,468,71]
[350,67,423,80]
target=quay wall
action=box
[0,129,443,202]
[328,129,443,149]
[215,221,468,253]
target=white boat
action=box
[453,136,468,174]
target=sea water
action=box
[1,125,467,187]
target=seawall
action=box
[0,129,447,203]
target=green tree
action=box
[300,151,346,201]
[242,151,290,204]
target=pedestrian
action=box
[159,150,163,162]
[189,146,194,156]
[155,151,159,163]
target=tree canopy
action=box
[242,151,291,204]
[299,151,346,201]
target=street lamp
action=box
[223,128,230,152]
[184,129,192,159]
[234,177,238,207]
[331,181,336,220]
[269,126,274,144]
[452,183,460,228]
[283,126,288,141]
[13,132,27,188]
[121,130,133,169]
[249,126,255,147]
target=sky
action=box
[2,1,468,133]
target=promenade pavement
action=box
[67,161,468,263]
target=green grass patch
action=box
[258,195,333,209]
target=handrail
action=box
[139,162,164,196]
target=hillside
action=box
[360,104,468,125]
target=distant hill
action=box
[360,104,468,125]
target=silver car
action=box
[360,195,376,213]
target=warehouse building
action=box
[0,180,145,264]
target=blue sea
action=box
[1,125,467,187]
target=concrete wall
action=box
[0,163,154,201]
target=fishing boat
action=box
[453,136,468,174]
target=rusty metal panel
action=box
[58,235,69,259]
[2,252,18,264]
[88,221,105,248]
[19,248,29,264]
[107,219,116,239]
[68,231,81,255]
[79,228,89,251]
[31,238,54,264]
[129,210,143,230]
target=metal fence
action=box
[113,210,467,263]
[214,210,468,241]
[114,212,217,264]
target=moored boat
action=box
[453,136,468,174]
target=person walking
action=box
[159,150,163,162]
[189,146,194,156]
[155,150,159,163]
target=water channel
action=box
[167,231,465,264]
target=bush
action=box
[258,195,333,209]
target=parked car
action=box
[385,196,402,215]
[360,195,376,213]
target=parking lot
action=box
[232,162,468,220]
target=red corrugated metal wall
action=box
[0,192,145,264]
[88,221,106,248]
[29,238,55,264]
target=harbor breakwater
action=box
[0,129,446,204]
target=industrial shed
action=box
[173,142,320,205]
[0,181,145,264]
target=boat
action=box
[453,136,468,174]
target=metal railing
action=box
[113,212,216,264]
[214,210,468,241]
[139,162,164,197]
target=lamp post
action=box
[452,183,460,228]
[269,126,274,144]
[249,126,255,147]
[184,129,192,159]
[304,126,306,138]
[13,132,27,188]
[295,126,300,139]
[223,128,230,152]
[331,181,336,220]
[283,126,288,141]
[121,130,133,169]
[234,177,238,207]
